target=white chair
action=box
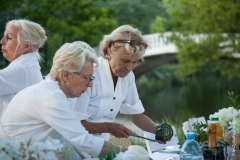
[143,126,179,154]
[182,116,207,135]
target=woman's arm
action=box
[81,120,137,138]
[131,114,157,133]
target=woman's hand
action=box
[156,136,172,144]
[107,123,137,138]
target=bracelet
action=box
[119,145,122,152]
[152,124,160,133]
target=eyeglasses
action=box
[112,40,147,49]
[73,72,95,84]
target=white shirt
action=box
[0,52,42,117]
[74,57,145,139]
[1,76,104,158]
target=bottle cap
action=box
[186,132,195,139]
[211,117,219,121]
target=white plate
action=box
[165,145,180,151]
[160,145,181,153]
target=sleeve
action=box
[41,92,104,157]
[120,72,145,114]
[0,65,27,96]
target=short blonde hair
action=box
[99,25,147,59]
[7,19,47,59]
[50,41,98,80]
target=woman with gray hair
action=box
[75,25,169,144]
[0,19,47,117]
[1,41,124,159]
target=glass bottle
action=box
[208,120,217,155]
[210,117,224,142]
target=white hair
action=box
[99,25,147,60]
[50,41,98,80]
[6,19,47,59]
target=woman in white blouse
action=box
[1,41,123,159]
[75,25,167,143]
[0,19,47,117]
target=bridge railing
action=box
[143,32,178,57]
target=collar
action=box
[9,52,39,66]
[99,57,115,86]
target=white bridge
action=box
[133,32,178,78]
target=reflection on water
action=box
[136,77,240,125]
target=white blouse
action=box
[1,76,104,158]
[74,57,145,139]
[0,52,42,117]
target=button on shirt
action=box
[0,52,42,117]
[1,76,104,158]
[74,57,145,140]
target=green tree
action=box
[101,0,167,34]
[0,0,117,74]
[150,16,167,33]
[151,0,240,79]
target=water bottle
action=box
[180,132,204,160]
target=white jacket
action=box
[0,52,42,117]
[1,76,104,158]
[74,57,145,140]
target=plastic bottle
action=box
[210,117,224,142]
[180,132,204,160]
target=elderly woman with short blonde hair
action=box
[1,41,123,159]
[0,19,47,117]
[75,25,168,144]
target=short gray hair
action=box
[99,25,147,60]
[50,41,98,80]
[7,19,47,59]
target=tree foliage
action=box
[101,0,167,34]
[0,0,117,74]
[151,0,240,79]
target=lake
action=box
[136,76,240,125]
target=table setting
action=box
[149,145,180,160]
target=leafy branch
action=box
[191,122,208,143]
[227,91,240,109]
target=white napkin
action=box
[149,152,180,160]
[114,145,149,160]
[127,145,149,160]
[114,152,136,160]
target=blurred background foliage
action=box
[151,0,240,79]
[0,0,167,74]
[1,0,240,127]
